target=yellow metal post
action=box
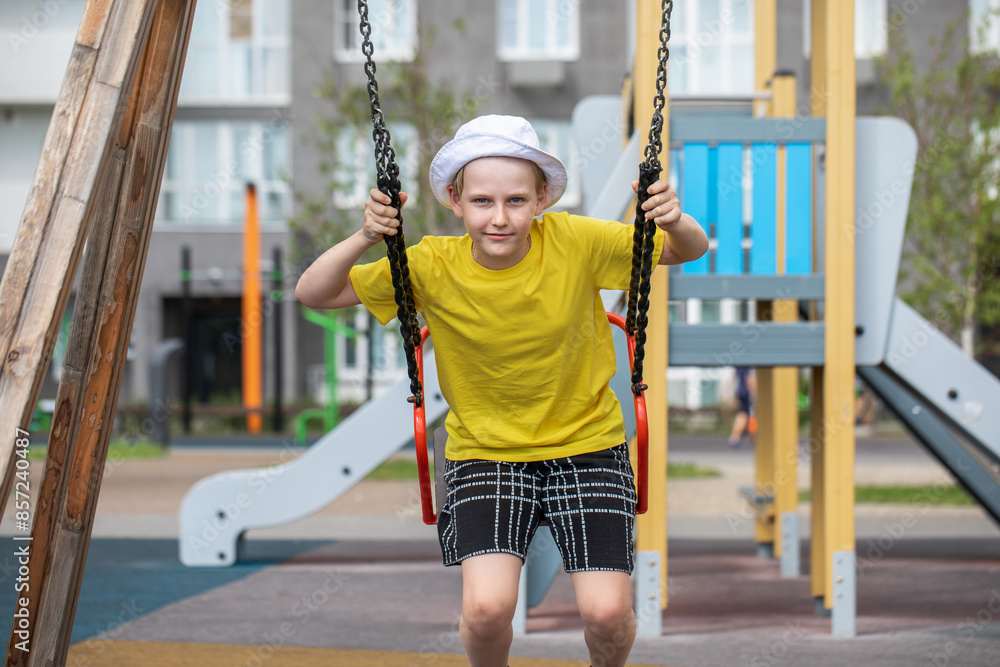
[754,0,776,118]
[751,0,778,555]
[808,0,828,604]
[770,73,800,564]
[634,0,669,614]
[812,0,857,630]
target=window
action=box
[701,300,722,323]
[529,119,580,209]
[802,0,887,60]
[157,120,290,226]
[333,123,418,208]
[971,0,1000,54]
[345,332,357,369]
[498,0,579,61]
[180,0,290,101]
[335,0,417,62]
[668,302,684,322]
[668,0,754,94]
[699,378,721,406]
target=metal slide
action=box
[859,299,1000,526]
[179,349,449,566]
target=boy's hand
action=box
[363,188,408,243]
[631,178,682,231]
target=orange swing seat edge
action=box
[412,314,650,526]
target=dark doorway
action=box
[162,296,243,404]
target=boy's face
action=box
[448,156,547,271]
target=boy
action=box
[296,115,707,667]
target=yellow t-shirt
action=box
[349,211,665,462]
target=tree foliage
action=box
[288,24,478,269]
[875,10,1000,355]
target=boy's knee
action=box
[580,595,634,637]
[462,594,517,638]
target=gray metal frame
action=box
[779,511,800,578]
[668,322,825,367]
[858,364,1000,525]
[635,550,662,636]
[831,550,857,637]
[669,274,824,300]
[880,299,1000,461]
[669,117,827,144]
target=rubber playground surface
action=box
[1,434,998,667]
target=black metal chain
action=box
[357,0,423,406]
[626,0,672,396]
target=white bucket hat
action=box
[429,115,568,210]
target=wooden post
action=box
[4,0,197,663]
[0,0,159,516]
[751,0,777,556]
[754,0,776,118]
[771,75,801,568]
[810,0,857,632]
[808,0,829,606]
[634,0,669,620]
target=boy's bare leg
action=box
[459,553,522,667]
[571,570,636,667]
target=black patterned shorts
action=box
[436,443,636,573]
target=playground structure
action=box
[1,3,1000,666]
[178,0,1000,640]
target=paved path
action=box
[0,433,997,666]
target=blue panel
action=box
[785,143,813,274]
[715,143,743,275]
[750,143,777,275]
[708,145,718,234]
[680,143,710,274]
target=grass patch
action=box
[667,462,721,479]
[366,457,431,481]
[799,484,974,506]
[26,439,166,462]
[363,458,721,481]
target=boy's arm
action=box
[294,230,376,309]
[656,212,708,266]
[294,189,406,309]
[632,179,709,265]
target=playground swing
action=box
[355,0,672,525]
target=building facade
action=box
[0,1,991,419]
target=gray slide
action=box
[859,299,1000,526]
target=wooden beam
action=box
[0,0,158,526]
[819,0,856,622]
[754,0,776,118]
[808,0,857,626]
[4,0,196,663]
[634,0,669,615]
[762,73,800,563]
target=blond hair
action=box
[452,160,547,199]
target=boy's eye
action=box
[509,197,523,204]
[474,197,489,204]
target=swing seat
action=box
[411,312,650,525]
